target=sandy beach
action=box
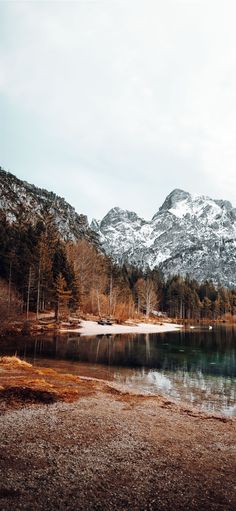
[60,319,182,336]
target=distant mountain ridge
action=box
[92,189,236,287]
[1,167,236,287]
[0,167,99,245]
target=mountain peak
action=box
[159,189,191,213]
[95,187,236,287]
[100,207,143,227]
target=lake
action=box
[1,325,236,416]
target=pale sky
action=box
[1,0,236,220]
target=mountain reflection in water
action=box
[0,325,236,415]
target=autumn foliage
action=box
[0,210,236,322]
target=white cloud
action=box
[1,0,236,218]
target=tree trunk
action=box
[109,274,113,317]
[36,263,41,320]
[96,289,101,317]
[26,267,32,320]
[8,260,12,314]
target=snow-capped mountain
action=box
[1,167,235,287]
[0,167,99,245]
[91,189,236,287]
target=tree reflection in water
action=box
[0,325,236,415]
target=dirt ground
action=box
[0,357,235,511]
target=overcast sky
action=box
[1,1,236,220]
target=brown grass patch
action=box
[36,368,58,376]
[0,356,32,369]
[0,386,57,404]
[0,356,97,409]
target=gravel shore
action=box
[0,387,236,511]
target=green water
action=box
[0,325,236,415]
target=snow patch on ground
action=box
[60,320,182,336]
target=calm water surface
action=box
[1,325,236,416]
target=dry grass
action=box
[0,360,58,405]
[0,356,32,369]
[0,356,101,409]
[0,386,57,404]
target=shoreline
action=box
[1,355,234,419]
[0,357,235,511]
[0,356,233,421]
[60,319,183,336]
[2,314,235,338]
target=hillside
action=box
[0,167,99,246]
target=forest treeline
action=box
[0,210,236,322]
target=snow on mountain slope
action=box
[1,166,235,287]
[0,167,99,245]
[92,189,236,287]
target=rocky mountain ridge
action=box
[1,167,235,287]
[91,189,236,287]
[0,167,99,245]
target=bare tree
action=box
[135,278,158,317]
[67,240,108,315]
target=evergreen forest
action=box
[0,210,236,323]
